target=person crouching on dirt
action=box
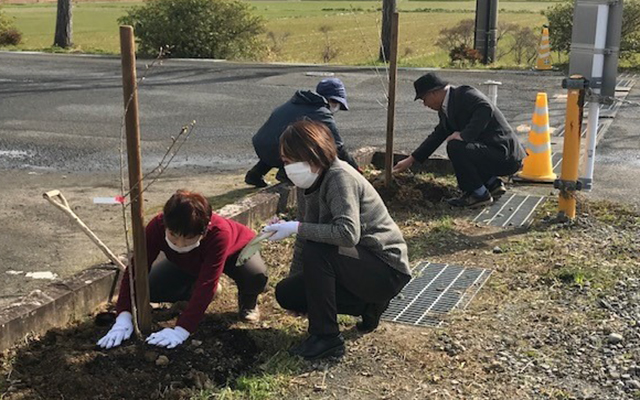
[393,72,526,208]
[264,120,412,360]
[244,77,360,188]
[97,190,267,349]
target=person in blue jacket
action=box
[245,78,359,188]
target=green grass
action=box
[264,11,546,66]
[2,0,554,66]
[3,2,133,52]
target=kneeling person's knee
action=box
[446,139,465,157]
[275,276,306,312]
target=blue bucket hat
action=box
[316,78,349,111]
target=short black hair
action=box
[163,190,212,237]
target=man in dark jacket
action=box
[393,73,526,208]
[245,78,359,187]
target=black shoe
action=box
[245,170,268,188]
[289,334,345,360]
[275,168,292,185]
[486,178,507,198]
[356,301,390,333]
[446,191,493,208]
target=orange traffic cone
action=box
[515,93,557,183]
[535,26,553,71]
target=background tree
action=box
[53,0,72,48]
[510,26,538,65]
[319,25,340,63]
[545,0,640,58]
[0,7,22,46]
[436,19,475,52]
[119,0,265,59]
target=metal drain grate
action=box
[382,262,491,327]
[473,193,546,228]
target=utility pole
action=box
[119,25,152,334]
[53,0,72,48]
[379,0,396,62]
[474,0,498,64]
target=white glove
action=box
[97,311,134,349]
[145,326,190,349]
[263,221,300,241]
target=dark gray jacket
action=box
[292,159,411,277]
[412,85,527,163]
[252,90,358,168]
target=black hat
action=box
[413,73,448,101]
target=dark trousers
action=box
[247,160,273,178]
[149,252,268,304]
[446,140,522,193]
[247,160,288,182]
[275,242,410,335]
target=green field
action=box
[2,0,554,66]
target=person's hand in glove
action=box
[263,220,300,241]
[97,311,134,349]
[145,326,190,349]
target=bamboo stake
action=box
[384,11,399,187]
[119,25,152,334]
[42,190,126,272]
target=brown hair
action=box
[163,190,212,237]
[280,120,337,170]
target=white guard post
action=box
[482,80,502,106]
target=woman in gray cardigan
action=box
[264,120,412,360]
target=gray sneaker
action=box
[238,293,260,322]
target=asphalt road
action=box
[589,87,640,207]
[1,52,636,305]
[0,52,565,173]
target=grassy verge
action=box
[3,0,554,67]
[1,171,638,399]
[188,172,639,398]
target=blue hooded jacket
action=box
[252,90,357,168]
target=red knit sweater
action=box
[115,213,255,333]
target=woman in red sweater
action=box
[97,190,267,349]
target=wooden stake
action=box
[43,190,126,272]
[119,25,151,334]
[384,12,399,187]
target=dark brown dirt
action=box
[370,172,460,211]
[2,308,275,400]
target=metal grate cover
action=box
[382,262,491,327]
[473,193,546,228]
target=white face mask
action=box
[284,162,319,189]
[330,103,340,114]
[165,233,202,253]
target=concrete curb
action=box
[0,182,300,352]
[0,147,449,352]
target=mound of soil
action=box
[3,310,268,400]
[370,173,459,210]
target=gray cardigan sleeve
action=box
[290,189,306,275]
[297,172,361,248]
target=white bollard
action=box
[482,80,502,106]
